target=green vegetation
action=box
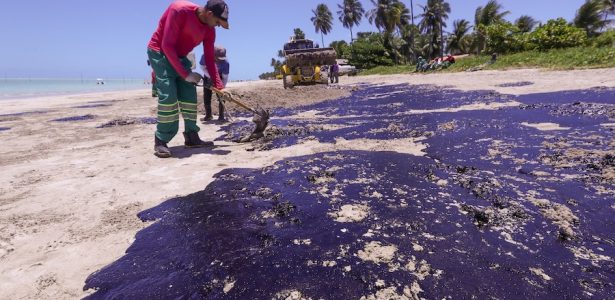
[452,46,615,71]
[528,18,588,51]
[362,46,615,75]
[592,28,615,47]
[259,0,615,79]
[329,40,350,58]
[359,65,415,75]
[258,71,277,80]
[348,33,394,69]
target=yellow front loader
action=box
[280,38,337,89]
[281,65,326,89]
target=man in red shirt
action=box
[147,0,229,158]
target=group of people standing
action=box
[147,0,231,158]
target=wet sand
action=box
[0,68,614,299]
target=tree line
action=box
[261,0,614,78]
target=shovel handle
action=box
[209,86,257,114]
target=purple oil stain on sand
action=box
[496,81,534,87]
[50,114,96,122]
[85,85,615,299]
[72,104,112,109]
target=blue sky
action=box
[0,0,588,80]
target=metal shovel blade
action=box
[197,84,270,143]
[240,107,270,143]
[252,107,269,134]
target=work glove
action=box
[185,72,203,85]
[201,76,213,89]
[217,89,233,100]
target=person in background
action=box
[200,45,230,122]
[490,52,498,64]
[445,54,456,64]
[329,61,339,84]
[147,0,230,158]
[441,54,456,69]
[415,56,428,72]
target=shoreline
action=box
[0,87,150,102]
[0,77,151,102]
[0,79,264,102]
[2,67,615,110]
[0,68,614,299]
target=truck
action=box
[280,37,337,89]
[335,59,358,76]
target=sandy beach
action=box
[1,68,614,299]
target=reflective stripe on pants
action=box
[148,49,200,142]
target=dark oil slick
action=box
[85,84,615,299]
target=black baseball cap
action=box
[206,0,229,29]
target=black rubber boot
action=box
[217,96,226,122]
[201,115,213,122]
[202,86,213,123]
[154,136,172,158]
[183,132,214,148]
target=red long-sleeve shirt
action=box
[148,1,223,89]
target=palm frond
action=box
[515,15,538,32]
[574,0,608,36]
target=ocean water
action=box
[0,78,149,100]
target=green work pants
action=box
[147,49,199,143]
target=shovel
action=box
[198,84,270,142]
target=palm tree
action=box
[599,0,615,16]
[366,0,410,33]
[338,0,365,42]
[400,23,420,61]
[419,0,450,58]
[270,58,282,75]
[435,0,451,57]
[574,0,608,36]
[365,0,410,51]
[598,0,615,30]
[474,0,510,54]
[390,1,412,34]
[418,4,437,58]
[515,15,538,33]
[311,4,334,46]
[415,33,433,58]
[447,19,471,54]
[475,0,510,27]
[407,0,417,60]
[410,0,415,26]
[293,28,306,39]
[366,0,392,32]
[390,2,412,63]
